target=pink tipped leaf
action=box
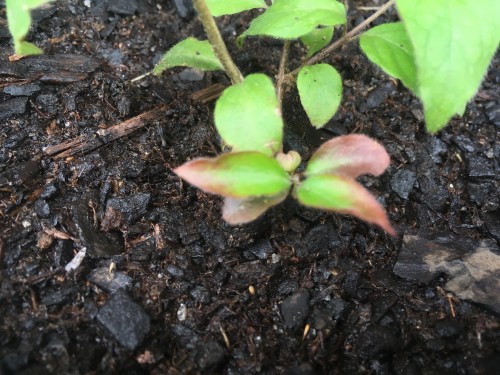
[294,174,395,235]
[222,189,289,225]
[306,134,390,178]
[174,152,291,199]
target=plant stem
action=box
[288,0,396,78]
[276,40,290,104]
[192,0,244,84]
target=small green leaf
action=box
[294,174,395,235]
[276,151,301,173]
[300,26,334,57]
[359,22,418,93]
[239,0,345,42]
[397,0,500,133]
[306,134,390,177]
[153,38,223,75]
[222,190,289,224]
[214,74,283,156]
[6,0,52,56]
[174,152,291,198]
[297,64,342,128]
[17,41,44,55]
[206,0,267,16]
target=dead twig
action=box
[43,84,225,160]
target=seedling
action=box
[151,0,498,231]
[175,73,394,234]
[5,0,53,56]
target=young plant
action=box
[174,73,395,234]
[5,0,52,56]
[151,0,499,230]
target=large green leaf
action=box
[214,74,283,156]
[306,134,390,177]
[397,0,500,133]
[359,22,418,93]
[206,0,267,16]
[153,38,223,75]
[297,64,342,128]
[300,26,334,57]
[239,0,346,42]
[294,174,395,235]
[174,152,290,198]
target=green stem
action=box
[288,0,396,78]
[192,0,244,84]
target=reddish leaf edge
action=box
[222,190,289,225]
[295,174,396,236]
[173,152,290,199]
[306,134,390,178]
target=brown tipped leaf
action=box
[222,190,289,225]
[174,152,291,199]
[306,134,390,178]
[294,174,395,235]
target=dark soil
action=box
[1,1,499,374]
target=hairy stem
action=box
[193,0,244,84]
[288,0,396,78]
[276,40,290,104]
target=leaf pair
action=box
[360,0,500,132]
[175,134,394,235]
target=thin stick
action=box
[192,0,244,84]
[276,40,291,104]
[288,0,396,78]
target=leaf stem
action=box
[288,0,396,78]
[276,40,291,104]
[192,0,244,84]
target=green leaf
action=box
[17,41,44,55]
[6,0,52,56]
[276,151,301,173]
[222,190,289,224]
[239,0,346,42]
[206,0,267,16]
[174,152,291,198]
[300,26,334,57]
[294,174,395,235]
[214,74,283,156]
[359,22,418,93]
[397,0,500,133]
[297,64,342,128]
[153,38,223,75]
[306,134,390,177]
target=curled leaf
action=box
[294,174,395,235]
[222,190,289,225]
[174,152,290,198]
[306,134,390,178]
